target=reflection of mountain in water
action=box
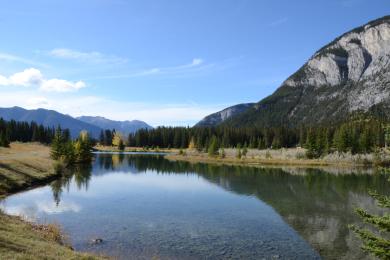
[54,153,389,259]
[196,166,388,260]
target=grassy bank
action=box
[0,142,102,260]
[0,142,58,197]
[0,213,101,259]
[166,148,387,168]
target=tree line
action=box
[124,117,389,158]
[2,115,390,158]
[0,118,56,147]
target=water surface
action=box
[1,153,388,259]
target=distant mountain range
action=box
[0,107,152,138]
[77,116,152,135]
[197,15,390,127]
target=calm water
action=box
[1,153,389,259]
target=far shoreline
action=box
[94,145,387,170]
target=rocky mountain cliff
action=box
[195,103,254,127]
[77,116,152,135]
[211,16,390,127]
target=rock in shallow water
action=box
[90,238,103,245]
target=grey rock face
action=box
[195,103,255,127]
[286,18,390,113]
[226,16,390,127]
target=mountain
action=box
[0,107,102,138]
[205,16,390,128]
[77,116,153,135]
[195,103,254,127]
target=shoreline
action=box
[93,146,384,170]
[164,148,383,170]
[165,154,368,169]
[0,142,103,259]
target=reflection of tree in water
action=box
[68,153,390,259]
[50,164,92,205]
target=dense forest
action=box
[122,116,389,158]
[2,115,390,159]
[0,118,57,147]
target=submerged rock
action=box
[90,238,103,245]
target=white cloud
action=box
[40,79,86,92]
[0,68,86,92]
[0,68,43,87]
[48,48,128,64]
[8,68,43,86]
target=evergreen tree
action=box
[105,129,113,146]
[208,136,218,156]
[51,127,64,160]
[350,170,390,259]
[99,130,105,145]
[118,139,125,151]
[306,129,318,158]
[0,130,10,147]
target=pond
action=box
[1,153,388,259]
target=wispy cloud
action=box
[47,48,128,65]
[0,52,48,68]
[267,17,288,28]
[90,57,239,80]
[0,68,86,92]
[92,58,206,79]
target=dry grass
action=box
[0,142,57,197]
[0,142,105,260]
[166,147,383,169]
[94,144,180,153]
[0,213,103,260]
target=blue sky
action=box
[0,0,389,126]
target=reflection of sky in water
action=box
[1,154,324,259]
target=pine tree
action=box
[208,136,218,157]
[305,129,318,158]
[384,124,390,149]
[349,170,390,259]
[99,130,105,145]
[51,127,64,160]
[118,139,125,151]
[0,131,10,147]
